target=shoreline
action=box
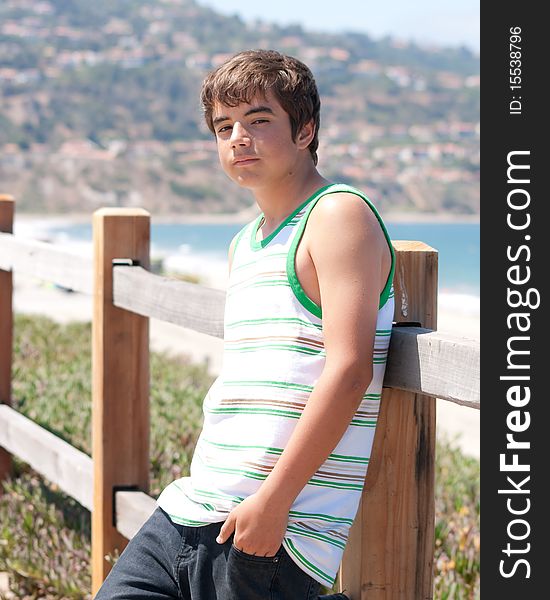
[14,210,480,226]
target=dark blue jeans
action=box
[94,507,348,600]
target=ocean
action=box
[14,218,480,317]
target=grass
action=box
[0,315,479,598]
[434,437,480,599]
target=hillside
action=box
[0,0,479,215]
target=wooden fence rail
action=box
[0,198,480,599]
[0,228,93,295]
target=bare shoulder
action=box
[306,191,387,250]
[304,191,391,296]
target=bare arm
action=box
[217,193,390,554]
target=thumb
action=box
[216,513,235,544]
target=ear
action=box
[296,119,316,150]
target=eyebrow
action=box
[212,105,275,127]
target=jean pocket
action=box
[271,546,321,600]
[230,543,283,563]
[226,544,283,599]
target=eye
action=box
[252,118,268,125]
[217,125,232,134]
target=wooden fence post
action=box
[92,208,150,594]
[339,240,438,600]
[0,195,15,487]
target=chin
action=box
[231,174,262,190]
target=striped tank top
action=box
[156,183,396,587]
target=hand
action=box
[216,493,289,557]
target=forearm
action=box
[256,363,372,510]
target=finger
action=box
[216,514,235,544]
[263,544,282,557]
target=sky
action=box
[199,0,480,54]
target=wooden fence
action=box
[0,195,480,599]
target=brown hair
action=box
[200,49,321,165]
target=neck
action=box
[253,166,330,231]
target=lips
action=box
[232,156,259,166]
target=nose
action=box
[230,121,251,148]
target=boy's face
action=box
[211,91,304,191]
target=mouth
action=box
[232,156,259,166]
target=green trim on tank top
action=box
[249,183,334,251]
[286,183,396,318]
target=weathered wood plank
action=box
[113,264,225,338]
[92,208,151,593]
[385,327,479,408]
[357,387,435,598]
[115,490,157,540]
[0,196,15,483]
[0,231,93,294]
[0,405,93,509]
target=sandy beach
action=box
[11,266,480,459]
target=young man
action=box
[95,49,395,600]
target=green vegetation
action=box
[0,315,479,598]
[0,0,479,216]
[434,438,480,598]
[0,0,479,148]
